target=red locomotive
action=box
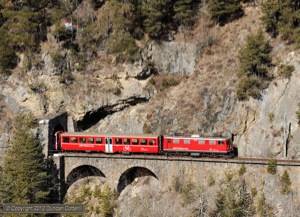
[55,131,235,157]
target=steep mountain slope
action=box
[0,2,300,160]
[87,5,300,158]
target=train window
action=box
[149,140,155,145]
[63,137,70,143]
[218,141,224,145]
[198,140,205,145]
[124,139,130,145]
[116,138,122,144]
[79,137,86,143]
[173,139,180,144]
[184,139,190,144]
[132,139,138,145]
[96,138,102,144]
[88,138,94,144]
[71,137,77,143]
[140,139,147,145]
[209,140,216,145]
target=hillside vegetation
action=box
[0,0,299,101]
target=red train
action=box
[55,131,235,157]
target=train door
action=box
[105,137,113,153]
[158,135,164,153]
[55,131,63,150]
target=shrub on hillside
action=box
[278,64,294,79]
[261,0,300,47]
[267,157,277,175]
[208,0,244,26]
[108,31,140,63]
[162,76,181,88]
[237,30,272,100]
[281,170,291,195]
[296,103,300,125]
[0,29,17,76]
[257,192,273,216]
[214,171,255,216]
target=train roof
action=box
[164,134,231,140]
[61,132,161,138]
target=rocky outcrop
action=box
[151,42,200,75]
[236,57,300,158]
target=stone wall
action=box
[38,113,68,157]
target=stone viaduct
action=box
[51,153,243,201]
[50,153,300,202]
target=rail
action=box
[51,152,300,166]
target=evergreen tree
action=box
[100,185,116,217]
[215,171,255,217]
[238,30,272,78]
[261,0,300,47]
[108,30,139,62]
[173,0,194,27]
[237,29,272,100]
[142,0,173,39]
[267,157,277,175]
[0,28,17,75]
[277,0,300,46]
[261,0,281,37]
[0,0,47,51]
[110,0,136,32]
[0,113,49,205]
[208,0,244,26]
[257,192,273,216]
[281,170,291,194]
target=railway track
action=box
[52,152,300,166]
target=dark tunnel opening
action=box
[49,124,65,151]
[117,167,158,193]
[77,98,149,131]
[77,109,111,131]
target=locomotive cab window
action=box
[63,137,70,143]
[124,139,130,145]
[116,138,122,144]
[140,139,147,145]
[88,138,94,144]
[96,138,102,144]
[71,137,78,143]
[79,138,86,143]
[218,141,224,145]
[132,139,138,145]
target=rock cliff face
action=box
[1,4,300,161]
